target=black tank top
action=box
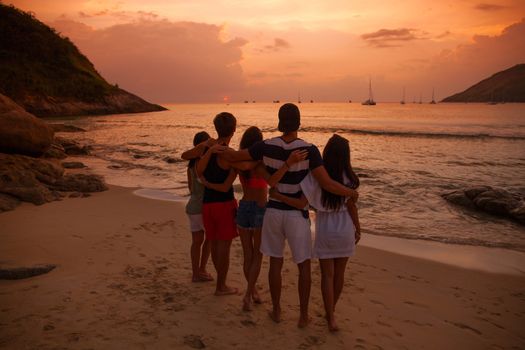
[202,153,234,203]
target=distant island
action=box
[442,64,525,103]
[0,4,166,118]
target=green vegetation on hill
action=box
[0,4,115,102]
[442,64,525,103]
[0,4,164,117]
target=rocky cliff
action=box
[0,4,166,117]
[442,64,525,103]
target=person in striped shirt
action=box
[221,103,358,328]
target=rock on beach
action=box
[442,186,525,225]
[0,94,54,156]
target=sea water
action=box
[52,103,525,252]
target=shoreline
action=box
[132,187,525,276]
[1,185,524,348]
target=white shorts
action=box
[261,208,312,264]
[187,214,204,233]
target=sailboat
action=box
[430,88,437,104]
[400,87,406,104]
[487,91,498,105]
[298,91,302,104]
[362,78,376,105]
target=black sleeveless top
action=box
[202,153,234,203]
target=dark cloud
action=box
[260,37,291,52]
[361,28,426,48]
[77,9,158,20]
[475,3,506,11]
[247,71,302,79]
[51,19,248,103]
[436,30,452,39]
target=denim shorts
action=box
[236,200,266,229]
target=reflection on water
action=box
[54,103,525,252]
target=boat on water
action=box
[362,78,376,105]
[487,92,498,105]
[400,87,406,104]
[430,88,437,104]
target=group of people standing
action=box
[181,103,361,332]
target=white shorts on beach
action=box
[187,214,204,233]
[261,208,312,264]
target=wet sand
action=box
[1,186,524,349]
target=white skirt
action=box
[313,210,356,259]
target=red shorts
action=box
[202,200,238,240]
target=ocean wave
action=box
[365,230,525,252]
[299,126,525,140]
[445,160,525,167]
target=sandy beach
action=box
[1,186,524,349]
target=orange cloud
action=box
[51,19,248,103]
[361,28,428,48]
[474,3,507,11]
[422,18,525,97]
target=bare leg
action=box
[320,258,338,331]
[198,239,212,280]
[268,257,283,322]
[239,228,253,281]
[210,239,219,279]
[249,228,263,304]
[191,230,206,282]
[214,239,237,296]
[333,257,349,308]
[297,259,311,328]
[239,228,254,310]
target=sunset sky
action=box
[7,0,525,103]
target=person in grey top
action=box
[184,131,213,282]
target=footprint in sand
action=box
[43,324,55,331]
[240,319,256,327]
[376,319,392,328]
[445,320,482,335]
[403,300,428,309]
[370,299,388,309]
[183,335,206,349]
[298,335,325,350]
[403,319,433,327]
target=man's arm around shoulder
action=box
[311,166,358,202]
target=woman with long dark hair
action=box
[270,134,360,331]
[235,126,266,310]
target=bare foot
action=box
[252,289,262,304]
[298,314,310,328]
[198,271,214,281]
[268,309,281,323]
[192,275,212,283]
[242,296,252,311]
[326,316,339,332]
[214,286,238,296]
